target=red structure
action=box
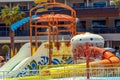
[29,0,76,64]
[72,41,120,79]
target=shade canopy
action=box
[34,14,74,22]
[11,14,74,31]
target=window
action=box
[92,20,106,27]
[92,20,107,33]
[80,21,86,28]
[93,2,106,8]
[0,23,6,26]
[79,3,85,8]
[115,20,120,27]
[73,3,85,8]
[77,21,86,32]
[0,6,4,11]
[0,27,9,32]
[115,19,120,32]
[19,6,28,11]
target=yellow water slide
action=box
[40,47,120,78]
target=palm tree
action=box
[0,6,24,57]
[2,45,10,60]
[112,0,120,7]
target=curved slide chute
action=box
[6,42,49,78]
[90,47,120,66]
[0,43,31,71]
[11,15,36,31]
[0,43,31,79]
[11,6,46,31]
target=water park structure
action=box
[29,0,76,65]
[0,0,120,80]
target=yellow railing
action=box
[1,64,120,80]
[40,64,120,78]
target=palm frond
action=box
[112,0,120,7]
[1,5,24,26]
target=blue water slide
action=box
[11,5,45,31]
[11,15,36,31]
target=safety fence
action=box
[0,65,120,80]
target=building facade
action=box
[0,0,120,49]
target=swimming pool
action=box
[53,77,120,80]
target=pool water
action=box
[53,77,120,80]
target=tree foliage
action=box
[112,0,120,7]
[0,6,24,57]
[2,45,9,56]
[0,5,24,26]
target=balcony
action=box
[0,27,120,43]
[77,27,120,33]
[75,7,120,18]
[34,6,120,19]
[0,27,120,37]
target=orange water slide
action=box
[90,47,120,67]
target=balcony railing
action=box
[0,27,120,37]
[72,5,116,9]
[77,27,120,34]
[0,4,114,12]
